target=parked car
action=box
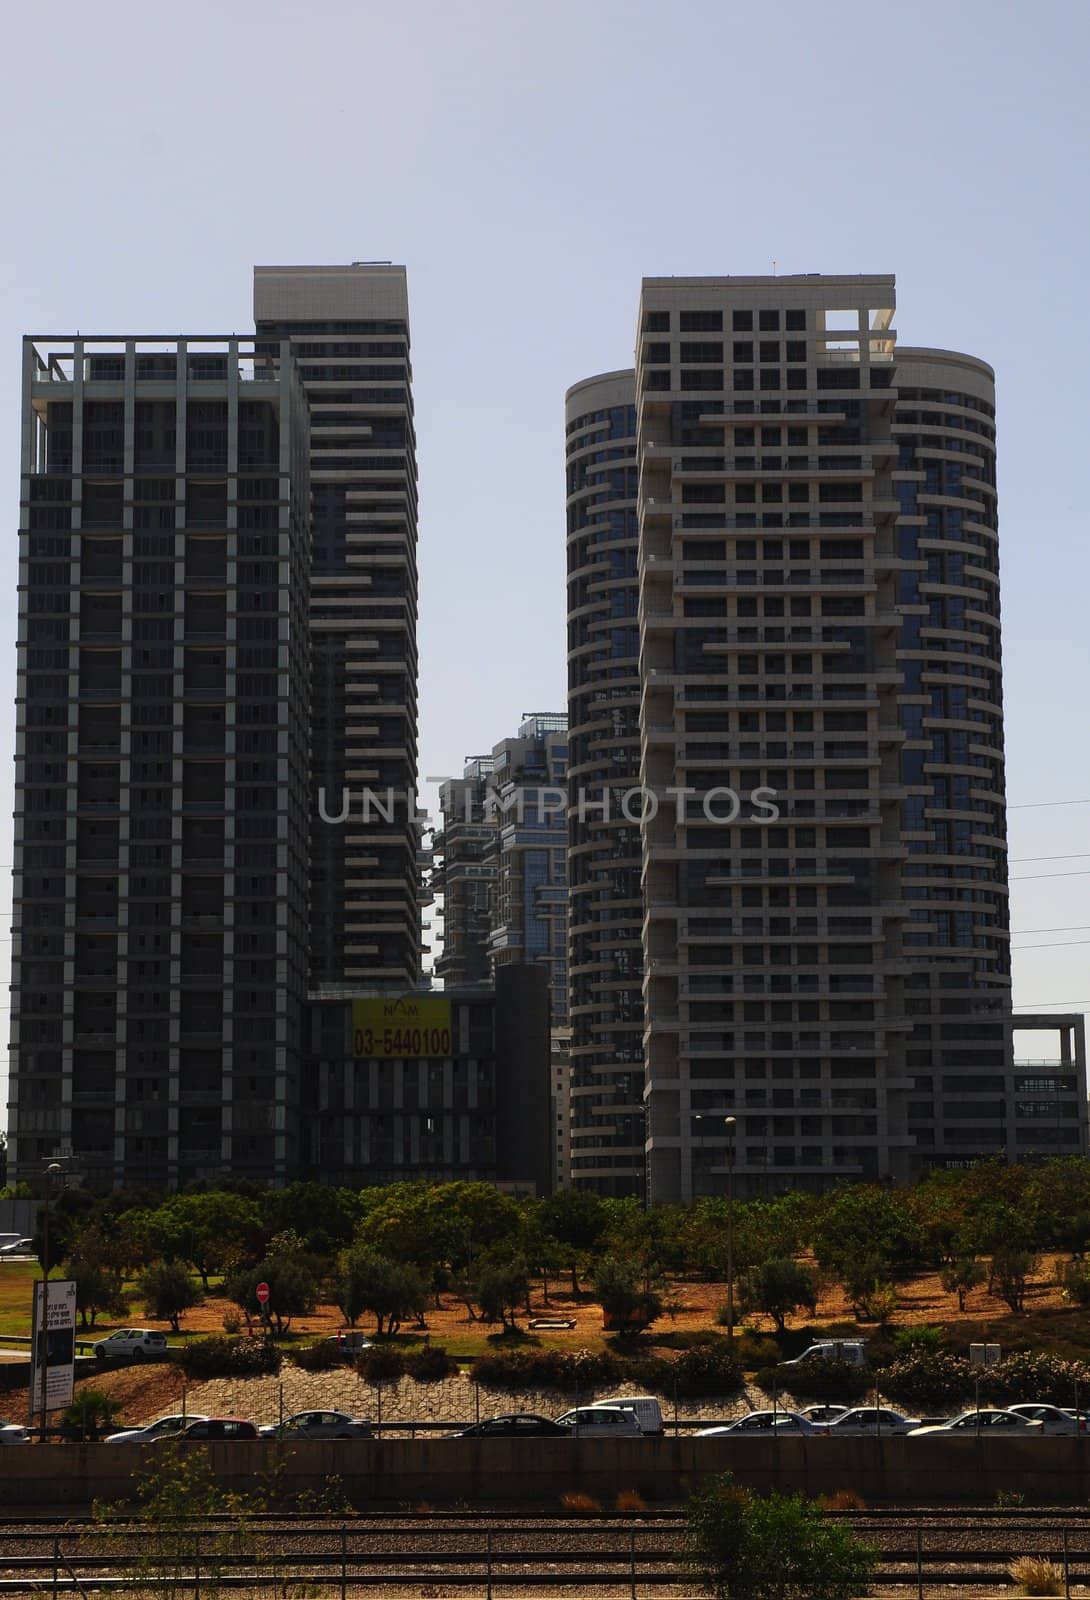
[0,1238,34,1257]
[322,1333,374,1360]
[447,1413,568,1438]
[0,1420,29,1443]
[825,1406,922,1436]
[554,1406,643,1437]
[908,1409,1044,1436]
[92,1329,168,1362]
[798,1404,849,1426]
[105,1414,210,1444]
[168,1418,259,1441]
[259,1410,373,1440]
[696,1410,818,1437]
[589,1395,664,1435]
[779,1340,869,1370]
[1006,1403,1087,1435]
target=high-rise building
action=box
[564,373,646,1196]
[433,758,496,988]
[570,273,1085,1204]
[254,266,421,991]
[434,715,571,1186]
[10,335,311,1186]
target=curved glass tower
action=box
[565,372,645,1195]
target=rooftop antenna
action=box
[772,260,777,276]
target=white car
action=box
[1006,1403,1088,1435]
[258,1410,373,1440]
[0,1420,29,1444]
[798,1403,849,1426]
[826,1406,922,1435]
[697,1410,818,1437]
[554,1406,643,1437]
[908,1408,1044,1436]
[92,1329,168,1362]
[105,1414,210,1444]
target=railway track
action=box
[0,1512,1086,1594]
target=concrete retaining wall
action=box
[0,1435,1087,1507]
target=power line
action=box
[1011,924,1090,936]
[1012,939,1090,951]
[1012,1000,1090,1009]
[1010,853,1090,864]
[1011,870,1090,882]
[1009,798,1090,810]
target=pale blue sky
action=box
[1,0,1087,1092]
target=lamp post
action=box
[37,1162,62,1443]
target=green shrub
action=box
[61,1387,124,1441]
[983,1350,1090,1409]
[769,1357,870,1402]
[404,1344,459,1382]
[356,1344,405,1383]
[877,1349,973,1408]
[180,1335,281,1379]
[893,1324,945,1355]
[290,1341,339,1372]
[670,1341,744,1398]
[473,1346,622,1393]
[1057,1259,1090,1307]
[687,1474,877,1600]
[733,1332,781,1369]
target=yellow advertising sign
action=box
[352,996,453,1061]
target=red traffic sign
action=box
[255,1281,270,1306]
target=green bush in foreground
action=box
[179,1336,281,1379]
[687,1475,876,1600]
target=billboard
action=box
[352,996,453,1061]
[30,1279,77,1413]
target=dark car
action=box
[170,1417,259,1442]
[447,1413,568,1438]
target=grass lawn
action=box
[0,1262,42,1336]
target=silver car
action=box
[909,1408,1044,1436]
[697,1410,818,1437]
[258,1410,373,1440]
[105,1413,210,1444]
[554,1405,643,1437]
[826,1406,921,1436]
[1006,1403,1088,1435]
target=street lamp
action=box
[37,1162,62,1444]
[694,1112,737,1346]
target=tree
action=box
[63,1223,127,1329]
[334,1247,426,1335]
[991,1249,1038,1314]
[939,1257,986,1312]
[260,1182,359,1255]
[224,1255,319,1335]
[62,1387,124,1441]
[811,1186,921,1281]
[153,1194,262,1287]
[475,1259,530,1332]
[540,1188,606,1294]
[593,1254,663,1334]
[138,1261,203,1333]
[739,1258,818,1335]
[687,1476,876,1600]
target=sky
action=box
[0,0,1087,1105]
